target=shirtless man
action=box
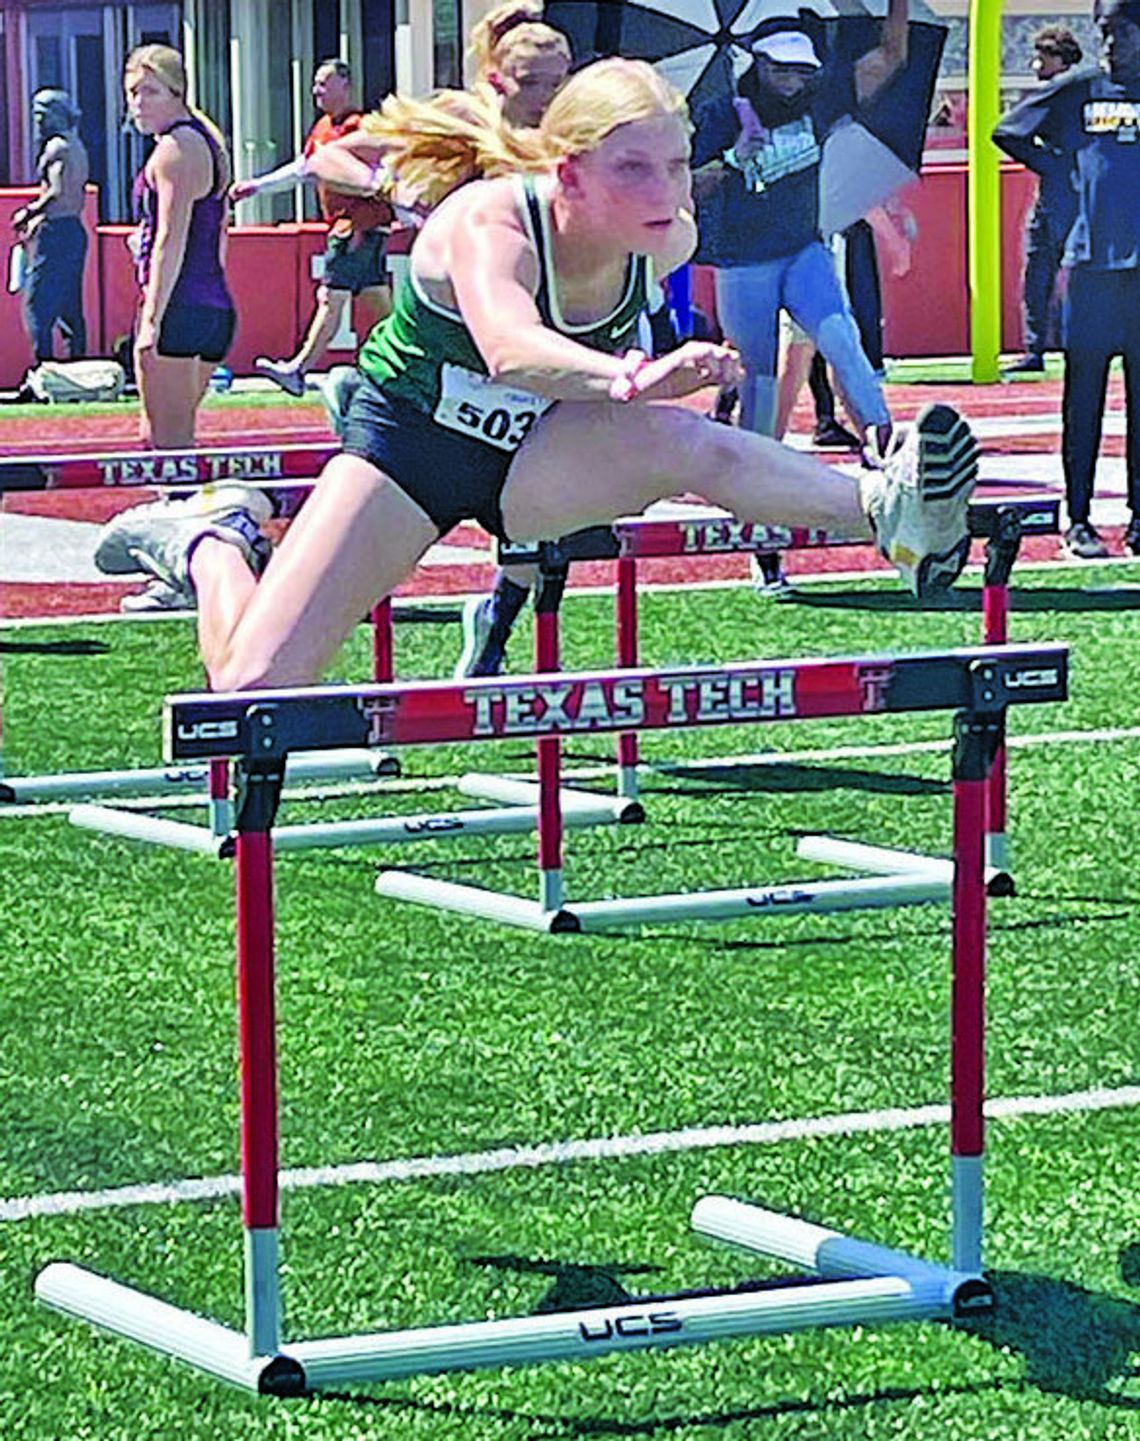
[12,89,89,361]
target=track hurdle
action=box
[36,641,1067,1391]
[0,448,633,853]
[492,494,1060,896]
[0,438,388,815]
[63,574,638,859]
[0,440,339,492]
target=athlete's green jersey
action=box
[359,173,652,416]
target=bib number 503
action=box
[454,399,539,449]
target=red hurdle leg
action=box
[616,556,640,798]
[981,579,1009,878]
[236,820,281,1356]
[535,568,566,911]
[371,598,393,682]
[950,713,997,1275]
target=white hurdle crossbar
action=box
[36,641,1067,1393]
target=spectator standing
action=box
[1002,26,1085,375]
[12,89,89,361]
[233,59,394,397]
[125,45,236,450]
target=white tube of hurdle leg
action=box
[69,804,228,856]
[985,831,1012,883]
[565,872,950,932]
[0,764,211,802]
[34,1263,278,1392]
[245,1228,281,1359]
[952,1154,984,1275]
[272,802,623,853]
[288,1272,949,1388]
[540,867,563,913]
[376,871,574,932]
[796,836,954,878]
[691,1197,951,1289]
[617,764,639,801]
[285,749,397,782]
[457,775,640,822]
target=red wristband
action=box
[608,349,650,403]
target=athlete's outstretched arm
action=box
[301,129,391,196]
[449,193,729,402]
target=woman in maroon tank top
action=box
[125,45,235,448]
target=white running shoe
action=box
[454,595,508,678]
[119,576,193,613]
[317,365,361,440]
[858,403,978,597]
[95,483,274,592]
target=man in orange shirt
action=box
[231,58,393,396]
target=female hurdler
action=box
[95,59,977,691]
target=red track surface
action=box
[0,376,1126,620]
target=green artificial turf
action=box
[3,570,1140,1438]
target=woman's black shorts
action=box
[341,374,518,539]
[157,303,236,362]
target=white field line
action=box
[5,723,1140,820]
[3,1084,1139,1225]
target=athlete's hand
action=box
[228,179,257,204]
[635,342,743,400]
[134,318,157,356]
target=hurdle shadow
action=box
[675,902,1134,953]
[956,1258,1140,1408]
[787,585,1140,616]
[0,637,109,656]
[646,761,945,799]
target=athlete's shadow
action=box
[463,1253,655,1313]
[959,1252,1140,1406]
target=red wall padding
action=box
[0,163,1043,389]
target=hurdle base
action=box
[456,774,644,825]
[690,1196,992,1317]
[795,835,1014,898]
[4,749,397,804]
[69,804,231,857]
[36,1247,965,1393]
[35,1263,303,1395]
[376,868,950,933]
[376,870,580,932]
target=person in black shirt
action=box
[1003,26,1084,376]
[994,0,1140,558]
[690,10,905,450]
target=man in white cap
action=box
[691,4,909,541]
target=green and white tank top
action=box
[358,173,652,453]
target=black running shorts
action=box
[157,303,236,362]
[341,373,517,539]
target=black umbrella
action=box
[545,1,946,230]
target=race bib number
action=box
[434,363,551,452]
